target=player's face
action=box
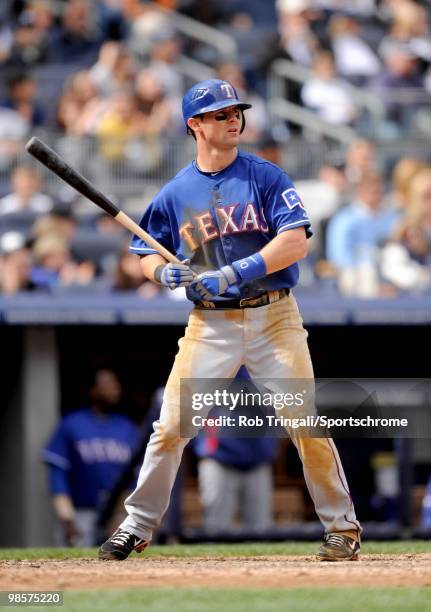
[198,105,242,149]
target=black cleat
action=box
[98,528,149,561]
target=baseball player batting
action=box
[99,79,362,562]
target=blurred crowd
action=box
[1,0,431,138]
[1,139,431,299]
[0,0,431,299]
[0,163,165,295]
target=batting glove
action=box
[154,260,194,289]
[191,266,238,299]
[191,253,267,299]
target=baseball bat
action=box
[25,136,181,264]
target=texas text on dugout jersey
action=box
[130,151,312,301]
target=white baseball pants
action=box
[120,293,362,541]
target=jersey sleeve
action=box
[263,167,313,238]
[47,464,71,495]
[129,197,174,256]
[42,420,72,471]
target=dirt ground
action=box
[1,555,431,590]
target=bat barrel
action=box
[25,137,120,218]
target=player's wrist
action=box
[231,253,267,282]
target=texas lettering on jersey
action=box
[179,202,269,251]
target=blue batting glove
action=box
[154,260,194,289]
[191,265,238,299]
[191,253,267,299]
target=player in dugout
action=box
[43,369,139,546]
[99,79,362,562]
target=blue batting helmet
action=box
[182,79,252,126]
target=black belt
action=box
[194,288,290,310]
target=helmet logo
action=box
[191,88,208,101]
[220,83,235,99]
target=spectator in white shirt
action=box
[328,14,381,86]
[0,165,53,215]
[301,49,358,125]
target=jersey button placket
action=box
[222,235,232,261]
[214,184,233,259]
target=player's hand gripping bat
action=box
[25,136,181,264]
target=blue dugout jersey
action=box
[130,151,312,301]
[42,409,139,509]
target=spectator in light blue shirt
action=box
[326,173,400,296]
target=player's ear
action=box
[187,117,200,138]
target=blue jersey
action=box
[42,408,139,509]
[130,151,312,301]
